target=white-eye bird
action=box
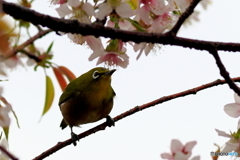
[59,67,116,146]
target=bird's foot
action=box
[106,115,115,127]
[71,132,79,146]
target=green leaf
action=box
[41,75,54,117]
[3,127,9,140]
[11,108,20,129]
[126,18,147,32]
[46,41,54,54]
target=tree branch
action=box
[32,77,240,160]
[4,29,52,58]
[0,145,18,160]
[2,1,240,53]
[209,49,240,96]
[168,0,201,35]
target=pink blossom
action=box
[138,0,175,25]
[0,55,24,69]
[224,93,240,118]
[87,38,129,68]
[215,119,240,154]
[68,0,80,7]
[160,139,199,160]
[97,0,134,20]
[107,18,131,30]
[134,43,154,60]
[55,3,72,17]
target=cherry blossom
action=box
[107,17,132,30]
[215,120,240,155]
[224,93,240,118]
[137,0,175,25]
[55,3,72,17]
[88,38,129,68]
[160,139,199,160]
[52,0,210,67]
[56,1,95,44]
[97,0,135,20]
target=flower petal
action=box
[97,3,112,20]
[56,3,72,17]
[68,0,80,7]
[149,0,165,15]
[83,2,95,16]
[184,141,197,152]
[215,129,231,138]
[144,43,154,56]
[234,93,240,104]
[224,103,240,118]
[139,6,150,25]
[221,142,238,152]
[191,156,200,160]
[88,50,105,61]
[171,139,183,152]
[85,36,104,51]
[238,119,240,129]
[118,19,131,30]
[160,153,173,159]
[174,152,189,160]
[116,2,134,18]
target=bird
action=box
[59,67,116,146]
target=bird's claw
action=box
[106,115,115,127]
[71,132,79,146]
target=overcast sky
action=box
[2,0,240,160]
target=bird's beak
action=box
[104,69,116,76]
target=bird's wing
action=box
[58,78,80,106]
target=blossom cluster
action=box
[51,0,210,68]
[214,93,240,157]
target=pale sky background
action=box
[1,0,240,160]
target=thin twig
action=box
[19,50,41,62]
[2,1,240,52]
[0,145,18,160]
[5,29,52,58]
[209,49,240,96]
[168,0,201,35]
[32,77,240,160]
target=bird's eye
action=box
[92,70,100,79]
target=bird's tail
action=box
[60,119,68,130]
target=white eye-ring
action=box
[92,70,100,79]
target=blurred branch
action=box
[32,77,240,160]
[209,49,240,96]
[2,1,240,52]
[19,50,41,62]
[0,145,18,160]
[168,0,201,35]
[6,29,52,57]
